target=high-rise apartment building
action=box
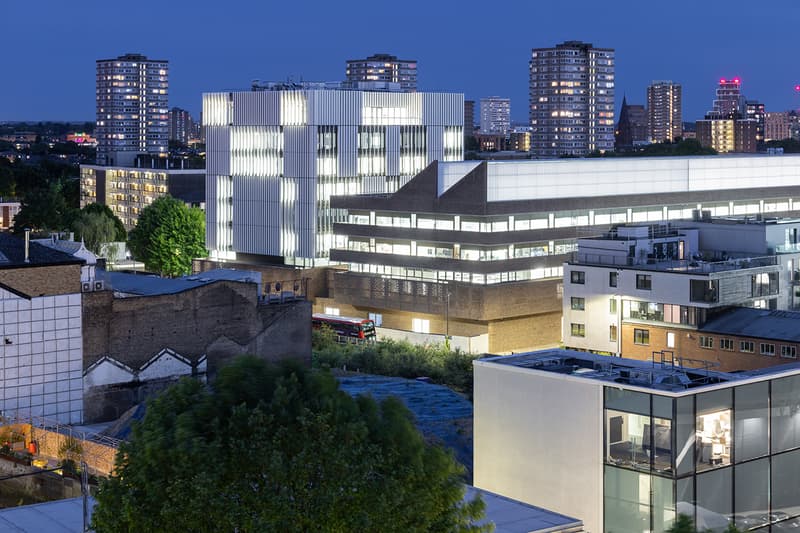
[479,97,511,134]
[647,81,682,142]
[203,83,463,266]
[169,107,196,145]
[345,54,417,92]
[529,41,615,157]
[708,78,744,119]
[96,53,169,167]
[745,100,765,144]
[765,111,791,141]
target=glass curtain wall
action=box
[604,377,800,533]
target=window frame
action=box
[570,270,586,284]
[636,274,652,291]
[740,340,755,353]
[760,343,776,356]
[634,328,650,346]
[571,297,585,311]
[570,323,586,337]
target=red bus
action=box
[312,314,377,342]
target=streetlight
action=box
[444,286,451,350]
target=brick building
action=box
[81,269,311,422]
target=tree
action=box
[92,357,488,532]
[71,211,117,255]
[12,181,78,235]
[79,203,126,241]
[128,196,206,277]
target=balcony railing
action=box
[572,253,778,273]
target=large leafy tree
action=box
[13,181,79,234]
[128,195,206,277]
[92,357,487,532]
[79,203,126,242]
[71,211,117,255]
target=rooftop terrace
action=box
[482,349,800,393]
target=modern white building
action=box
[474,348,800,533]
[203,83,463,266]
[96,53,169,167]
[479,97,511,134]
[529,41,615,157]
[0,234,86,424]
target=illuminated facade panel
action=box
[203,87,463,265]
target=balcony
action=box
[572,252,777,274]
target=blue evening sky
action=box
[2,0,799,123]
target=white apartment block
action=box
[203,84,463,266]
[562,218,800,355]
[479,97,511,134]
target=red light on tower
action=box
[733,78,741,84]
[720,78,726,84]
[795,85,800,92]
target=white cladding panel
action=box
[438,161,481,196]
[427,125,444,163]
[484,156,800,203]
[232,175,281,255]
[386,126,400,177]
[474,361,604,533]
[232,91,281,125]
[422,92,464,126]
[308,90,362,125]
[338,126,358,177]
[283,126,316,179]
[205,125,230,176]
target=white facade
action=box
[479,97,511,134]
[474,358,604,531]
[0,288,83,424]
[203,87,463,265]
[562,219,800,353]
[474,155,800,204]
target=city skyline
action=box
[4,0,800,123]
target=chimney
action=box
[24,228,30,263]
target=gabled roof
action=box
[0,233,83,269]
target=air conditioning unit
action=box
[94,280,105,291]
[81,282,91,293]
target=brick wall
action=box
[0,264,81,296]
[83,281,311,372]
[488,312,562,353]
[620,323,796,372]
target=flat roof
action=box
[701,308,800,343]
[466,487,583,533]
[479,349,800,393]
[104,268,260,296]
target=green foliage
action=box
[75,203,127,242]
[71,212,117,255]
[13,181,79,234]
[590,138,718,159]
[91,357,488,533]
[128,195,206,277]
[313,333,479,397]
